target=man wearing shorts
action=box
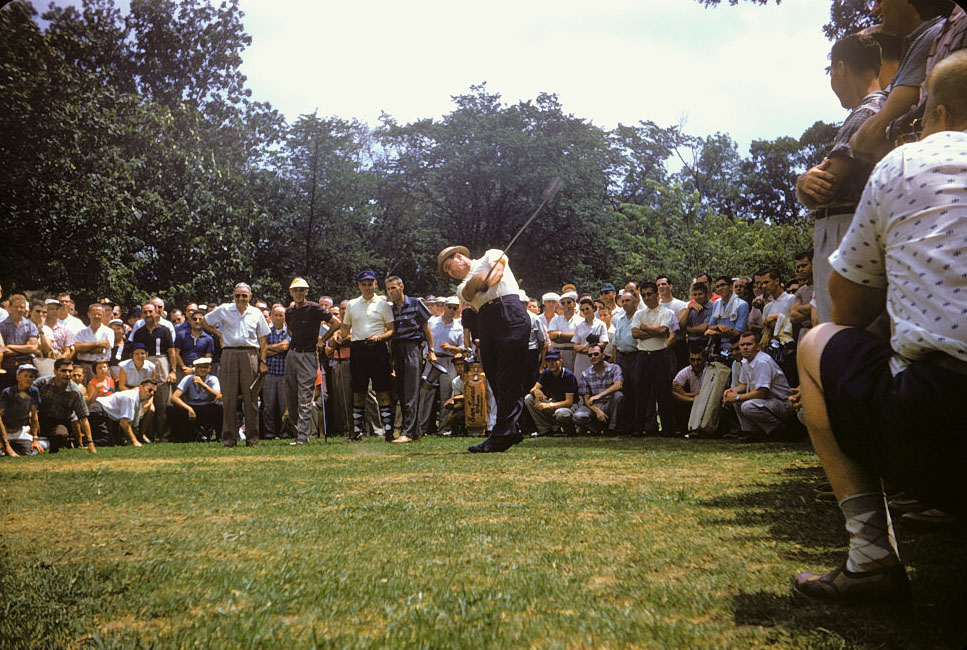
[337,270,396,441]
[793,51,967,603]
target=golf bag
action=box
[687,361,731,436]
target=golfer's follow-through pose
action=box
[437,246,529,453]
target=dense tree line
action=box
[2,0,834,308]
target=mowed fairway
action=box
[1,437,964,649]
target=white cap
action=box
[193,357,213,366]
[560,291,578,301]
[542,292,561,303]
[445,295,460,306]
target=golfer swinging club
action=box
[437,245,530,453]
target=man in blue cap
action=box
[336,270,396,441]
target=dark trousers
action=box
[615,350,639,431]
[634,348,677,434]
[87,403,123,447]
[37,416,74,452]
[391,340,423,438]
[166,403,223,442]
[477,296,530,439]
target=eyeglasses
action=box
[588,352,602,358]
[560,300,574,305]
[234,294,249,299]
[446,305,459,310]
[641,292,656,298]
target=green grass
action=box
[1,437,964,649]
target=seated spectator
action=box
[0,364,41,456]
[167,357,222,442]
[119,344,156,390]
[672,346,708,433]
[524,348,578,436]
[572,297,609,377]
[705,276,749,357]
[34,358,95,453]
[573,343,624,434]
[721,332,795,440]
[86,360,116,405]
[0,294,39,389]
[88,379,158,447]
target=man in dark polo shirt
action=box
[126,301,177,441]
[285,277,339,445]
[523,348,579,436]
[385,276,435,444]
[174,309,215,374]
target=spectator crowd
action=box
[0,0,964,607]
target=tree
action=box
[693,0,876,41]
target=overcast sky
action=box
[237,0,848,154]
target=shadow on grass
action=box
[700,465,967,648]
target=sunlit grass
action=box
[1,437,964,649]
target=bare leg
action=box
[798,323,880,499]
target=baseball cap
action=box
[356,270,377,282]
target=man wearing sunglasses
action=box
[573,343,624,435]
[204,283,270,447]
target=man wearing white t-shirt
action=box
[548,291,581,371]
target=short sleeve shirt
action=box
[824,91,888,204]
[578,362,622,397]
[176,373,221,406]
[34,375,89,421]
[96,389,142,424]
[128,325,173,358]
[891,16,946,89]
[74,324,115,362]
[344,295,394,341]
[174,330,215,366]
[536,368,579,402]
[673,365,703,394]
[630,305,674,352]
[0,318,39,365]
[732,351,791,401]
[430,317,465,355]
[119,358,157,386]
[456,249,521,311]
[285,301,332,349]
[829,130,967,374]
[0,385,40,428]
[391,296,430,343]
[205,304,270,348]
[571,318,609,348]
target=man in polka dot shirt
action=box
[793,50,967,604]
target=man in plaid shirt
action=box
[573,343,624,434]
[34,358,95,452]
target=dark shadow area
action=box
[699,465,967,648]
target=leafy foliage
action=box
[2,0,840,306]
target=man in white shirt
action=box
[630,282,677,436]
[74,303,115,381]
[656,275,688,373]
[793,52,967,604]
[337,270,396,441]
[438,245,530,453]
[548,291,581,371]
[721,332,794,439]
[204,283,270,447]
[88,379,158,447]
[55,293,86,338]
[757,267,799,385]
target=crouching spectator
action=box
[573,343,624,434]
[672,346,707,434]
[0,364,42,456]
[524,348,578,436]
[168,357,222,442]
[721,331,796,440]
[34,358,95,453]
[88,379,159,447]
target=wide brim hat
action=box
[437,246,470,276]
